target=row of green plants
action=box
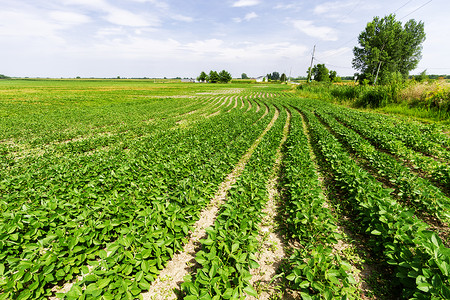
[182,106,286,299]
[334,105,450,159]
[298,104,450,298]
[309,102,450,224]
[326,106,450,194]
[280,109,359,298]
[0,97,270,299]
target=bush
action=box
[330,85,361,101]
[354,86,387,108]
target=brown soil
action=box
[248,108,290,300]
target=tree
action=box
[218,70,232,83]
[280,73,287,82]
[309,64,330,82]
[0,74,10,79]
[209,70,220,83]
[352,14,425,84]
[241,73,249,79]
[329,70,337,82]
[197,71,208,82]
[271,72,280,81]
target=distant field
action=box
[1,79,449,299]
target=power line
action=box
[393,0,415,13]
[305,0,434,73]
[314,57,355,70]
[400,0,433,19]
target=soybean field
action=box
[0,79,449,300]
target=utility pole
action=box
[373,41,386,85]
[308,45,316,82]
[373,61,383,85]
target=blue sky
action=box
[0,0,448,78]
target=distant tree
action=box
[280,73,287,82]
[241,73,249,79]
[0,74,10,79]
[414,69,428,82]
[329,70,337,82]
[219,70,232,83]
[309,64,330,82]
[271,72,280,81]
[352,14,426,84]
[209,70,220,83]
[197,71,208,82]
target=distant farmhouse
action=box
[255,76,267,82]
[181,78,196,83]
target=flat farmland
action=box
[0,79,449,299]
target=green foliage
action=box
[311,64,330,82]
[297,101,450,298]
[197,71,208,82]
[182,106,287,298]
[202,70,232,83]
[209,70,220,83]
[241,73,249,79]
[267,72,280,81]
[280,111,359,298]
[414,70,429,82]
[353,14,426,84]
[218,70,232,83]
[0,80,274,299]
[280,73,287,82]
[0,74,10,79]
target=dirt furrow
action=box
[142,109,280,300]
[248,107,290,300]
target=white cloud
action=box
[103,7,157,27]
[292,20,338,41]
[63,0,160,27]
[128,0,170,10]
[233,11,258,23]
[244,12,258,21]
[48,11,91,26]
[274,3,302,10]
[314,1,357,14]
[232,0,261,8]
[0,10,62,39]
[171,14,194,22]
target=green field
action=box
[1,79,449,299]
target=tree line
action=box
[197,70,232,83]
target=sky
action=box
[0,0,448,78]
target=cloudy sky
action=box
[0,0,448,78]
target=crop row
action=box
[340,106,450,158]
[280,108,359,298]
[297,104,450,298]
[324,105,450,193]
[304,100,450,224]
[0,102,269,299]
[182,105,286,299]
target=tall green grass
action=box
[296,80,450,122]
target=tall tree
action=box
[329,70,337,82]
[352,14,425,84]
[197,71,208,82]
[218,70,232,83]
[309,64,330,82]
[209,70,220,83]
[241,73,249,79]
[280,73,287,82]
[271,72,280,81]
